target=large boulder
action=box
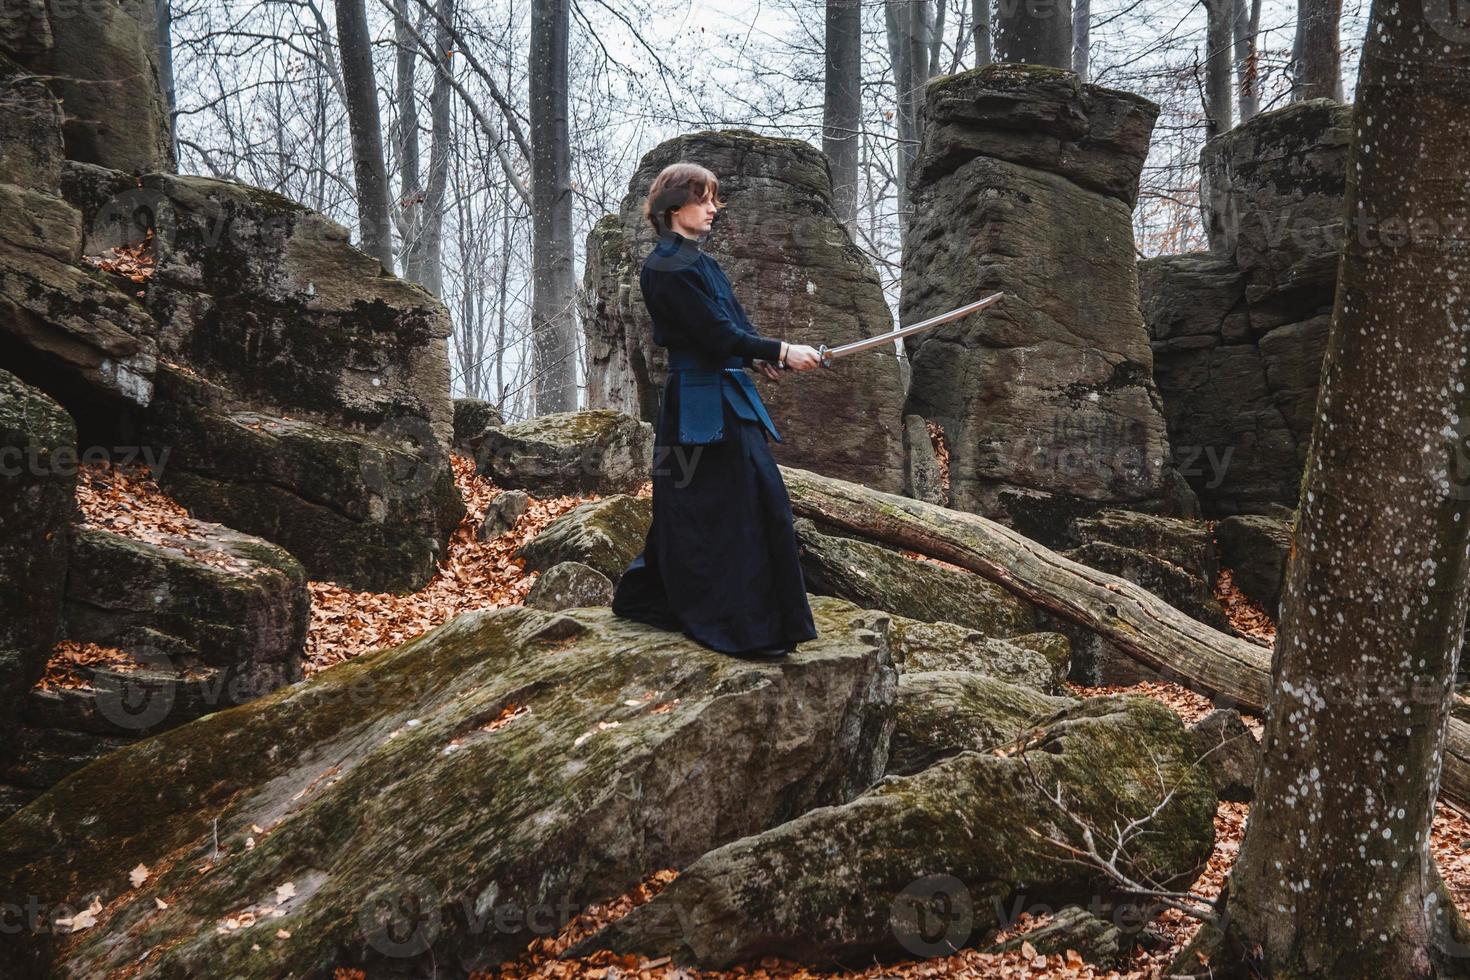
[902,64,1190,546]
[1141,252,1301,513]
[1214,512,1293,614]
[145,372,462,593]
[15,0,174,173]
[3,513,309,817]
[0,596,898,977]
[514,493,650,582]
[582,130,907,493]
[1062,509,1231,633]
[476,409,653,497]
[795,516,1037,637]
[1144,101,1348,515]
[0,369,76,765]
[63,523,308,709]
[0,170,158,411]
[53,166,466,591]
[887,616,1069,693]
[569,694,1216,968]
[1200,99,1350,326]
[889,671,1074,775]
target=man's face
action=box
[672,191,718,234]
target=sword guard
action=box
[818,343,832,369]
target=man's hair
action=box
[644,162,725,235]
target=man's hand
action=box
[753,359,783,381]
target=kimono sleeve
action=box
[652,264,783,361]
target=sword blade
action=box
[823,292,1005,361]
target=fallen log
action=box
[779,464,1470,813]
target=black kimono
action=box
[610,229,819,655]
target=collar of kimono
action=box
[658,228,703,249]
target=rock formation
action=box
[0,598,899,976]
[582,129,907,493]
[1142,100,1348,514]
[1,0,175,174]
[901,64,1192,547]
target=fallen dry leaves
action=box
[303,454,612,674]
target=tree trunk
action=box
[334,0,396,273]
[1179,0,1470,971]
[927,0,945,77]
[528,0,577,413]
[421,0,453,298]
[1203,0,1234,135]
[994,0,1072,67]
[392,0,423,282]
[972,0,993,67]
[1072,0,1089,82]
[823,0,862,231]
[884,0,916,240]
[1232,0,1262,122]
[155,0,179,170]
[777,462,1470,817]
[1291,0,1343,101]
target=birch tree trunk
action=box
[528,0,577,414]
[995,0,1072,67]
[334,0,396,272]
[1291,0,1344,101]
[823,0,862,231]
[1178,0,1470,971]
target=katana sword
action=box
[778,291,1005,370]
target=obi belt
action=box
[665,347,782,445]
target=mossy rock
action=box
[889,670,1075,775]
[477,409,653,496]
[795,517,1036,637]
[515,493,650,582]
[64,523,308,711]
[887,615,1069,693]
[0,596,897,977]
[0,369,76,766]
[146,368,464,593]
[453,397,504,452]
[1069,508,1218,583]
[569,694,1216,969]
[525,561,614,611]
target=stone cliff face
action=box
[0,10,462,812]
[3,0,175,174]
[900,64,1194,548]
[582,129,908,494]
[1143,100,1347,515]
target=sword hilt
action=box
[776,344,833,370]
